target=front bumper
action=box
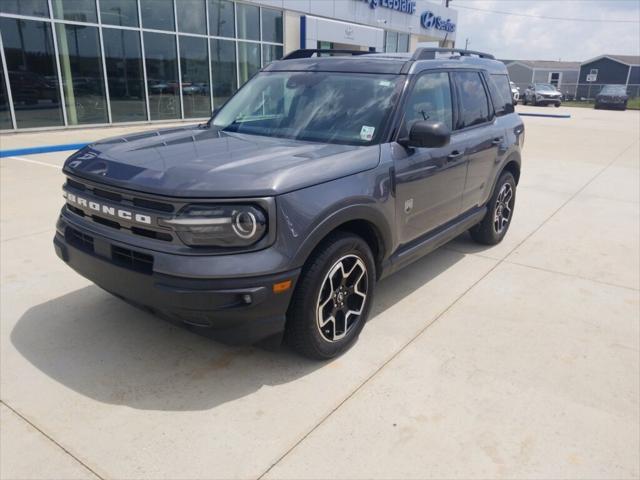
[54,215,300,345]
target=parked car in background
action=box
[595,84,629,110]
[523,83,562,107]
[510,81,519,105]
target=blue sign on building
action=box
[420,10,456,33]
[362,0,417,15]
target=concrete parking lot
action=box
[1,105,639,479]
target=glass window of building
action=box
[100,0,139,27]
[0,18,64,128]
[140,0,174,31]
[103,28,146,122]
[262,44,282,66]
[238,41,260,86]
[56,24,108,125]
[180,36,210,118]
[237,3,259,41]
[144,32,180,120]
[261,8,283,44]
[210,38,236,108]
[385,31,398,53]
[0,62,13,129]
[397,33,409,53]
[177,0,206,34]
[52,0,98,23]
[209,0,234,38]
[0,0,49,17]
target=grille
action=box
[66,227,94,253]
[65,178,176,242]
[111,245,154,274]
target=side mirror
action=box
[504,103,515,114]
[400,120,451,149]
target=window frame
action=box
[392,69,458,143]
[485,72,513,118]
[451,69,494,132]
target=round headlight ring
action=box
[232,210,258,239]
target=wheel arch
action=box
[502,155,521,185]
[291,205,392,280]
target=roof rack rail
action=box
[282,49,372,60]
[411,48,495,61]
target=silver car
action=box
[523,83,562,107]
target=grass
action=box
[560,99,640,110]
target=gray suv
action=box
[54,48,524,359]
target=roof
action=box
[266,52,508,75]
[581,54,640,66]
[506,60,581,70]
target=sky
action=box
[450,0,640,61]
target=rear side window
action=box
[488,74,513,116]
[403,72,453,130]
[453,71,490,129]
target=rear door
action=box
[393,71,467,244]
[451,70,503,211]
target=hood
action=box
[63,126,380,197]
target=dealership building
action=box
[0,0,457,132]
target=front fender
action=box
[276,167,396,271]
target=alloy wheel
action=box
[316,254,368,342]
[494,183,514,234]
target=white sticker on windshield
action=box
[360,125,375,141]
[378,80,392,87]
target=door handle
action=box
[447,150,463,161]
[492,137,504,145]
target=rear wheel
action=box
[470,171,516,245]
[286,232,375,360]
[554,102,561,107]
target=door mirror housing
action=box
[401,121,451,149]
[504,103,515,114]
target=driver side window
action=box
[403,72,453,131]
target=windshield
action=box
[601,85,626,95]
[535,84,556,91]
[212,71,402,145]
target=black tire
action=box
[554,102,561,108]
[522,95,528,105]
[470,171,516,245]
[532,97,538,106]
[286,232,376,360]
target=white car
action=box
[510,81,520,105]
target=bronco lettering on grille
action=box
[63,191,152,225]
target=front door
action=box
[393,71,467,245]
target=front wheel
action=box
[470,171,516,245]
[554,102,561,108]
[286,232,376,360]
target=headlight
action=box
[161,204,267,247]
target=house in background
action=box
[505,60,581,99]
[577,55,640,99]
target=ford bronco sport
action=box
[55,48,524,360]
